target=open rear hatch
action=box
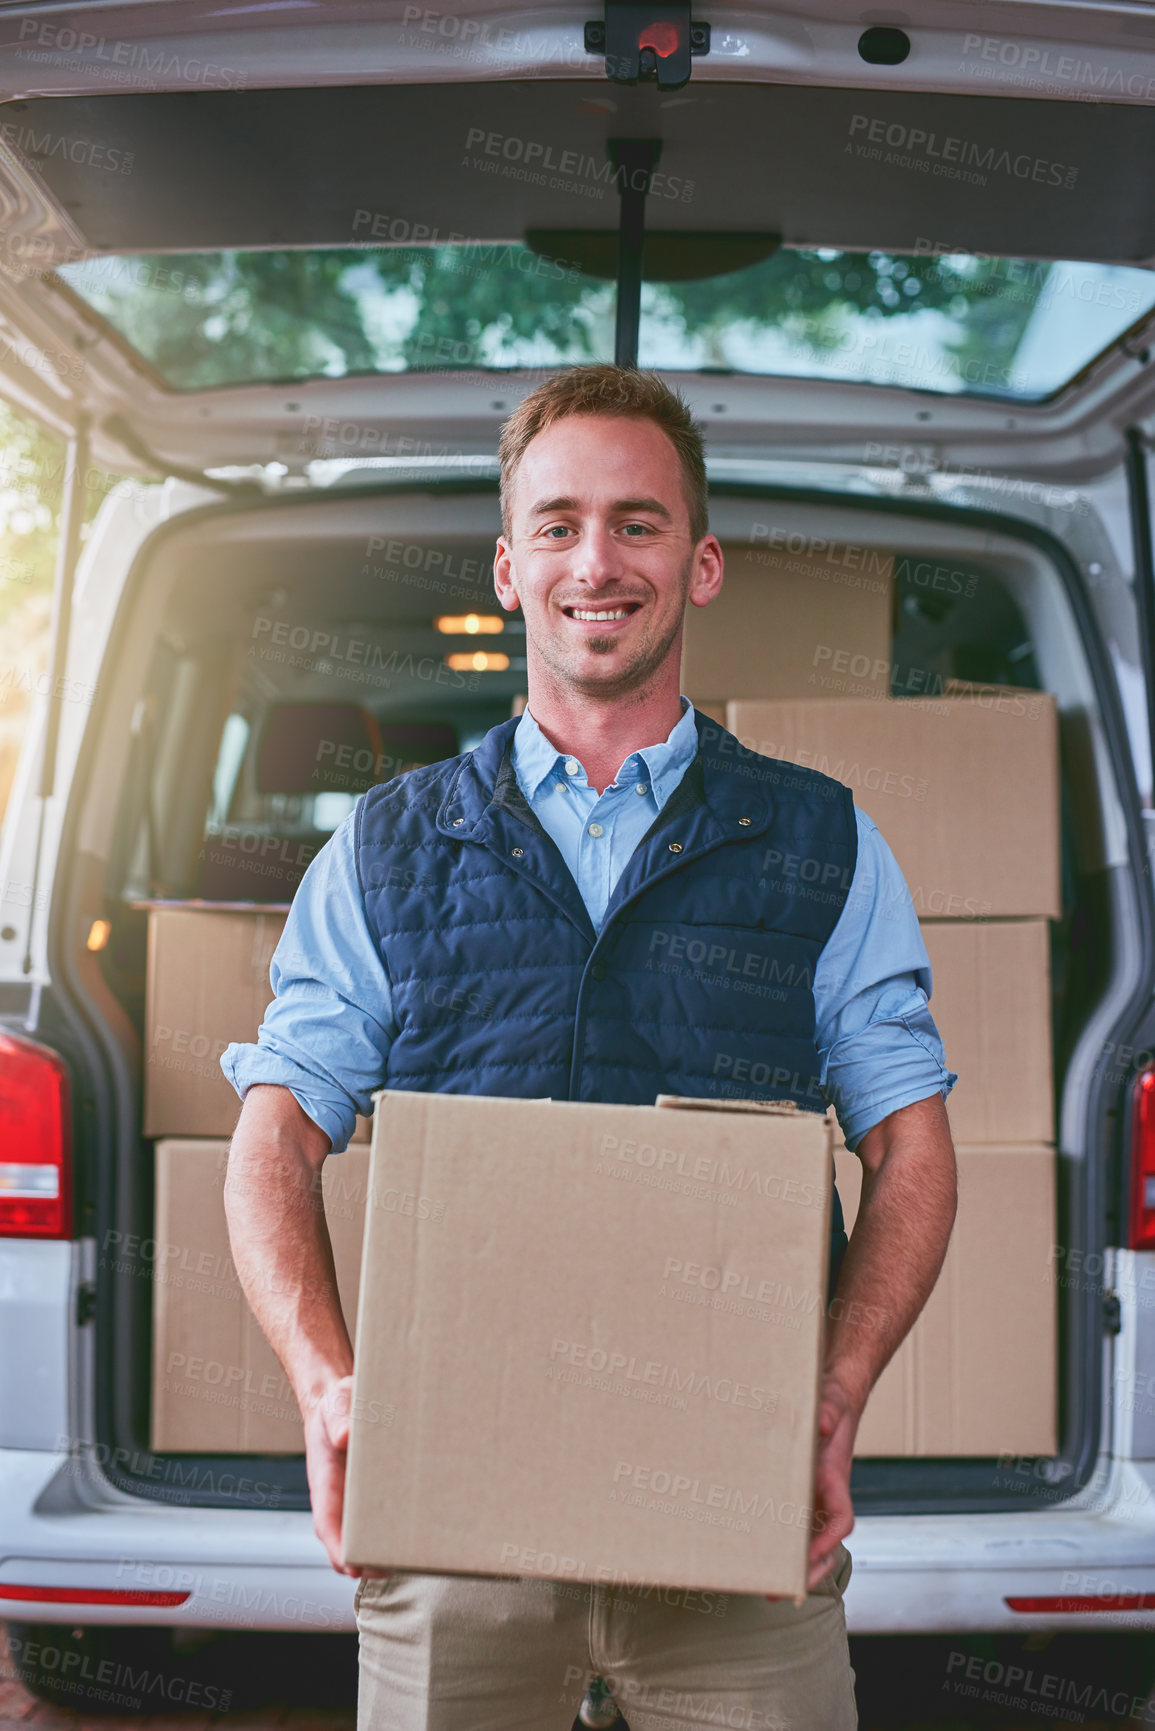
[0,52,1152,1520]
[2,76,1155,473]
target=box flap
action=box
[656,1094,801,1116]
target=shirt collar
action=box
[511,697,699,802]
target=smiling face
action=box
[493,414,723,704]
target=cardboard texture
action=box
[144,907,287,1138]
[143,904,372,1142]
[835,1145,1057,1457]
[726,697,1061,918]
[828,919,1055,1149]
[150,1139,368,1452]
[342,1092,833,1597]
[921,919,1053,1145]
[682,544,894,717]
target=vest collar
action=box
[691,711,778,836]
[436,709,778,841]
[435,715,521,838]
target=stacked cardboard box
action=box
[151,1140,369,1452]
[725,696,1060,919]
[141,902,372,1141]
[919,919,1053,1147]
[682,542,894,716]
[144,903,372,1451]
[727,697,1060,1457]
[832,1146,1056,1456]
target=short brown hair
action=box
[498,365,708,542]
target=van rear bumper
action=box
[0,1449,356,1630]
[2,1450,1154,1635]
[846,1459,1155,1632]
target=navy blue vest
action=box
[356,712,857,1291]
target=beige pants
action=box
[354,1546,857,1731]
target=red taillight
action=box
[1007,1594,1155,1613]
[1130,1066,1155,1250]
[0,1031,71,1239]
[0,1584,189,1607]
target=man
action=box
[223,364,958,1731]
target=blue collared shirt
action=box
[222,701,955,1152]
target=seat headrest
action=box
[256,702,385,795]
[377,721,459,774]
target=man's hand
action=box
[302,1373,391,1580]
[766,1096,957,1602]
[224,1087,393,1582]
[807,1374,858,1589]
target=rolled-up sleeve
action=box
[814,808,957,1151]
[220,809,396,1152]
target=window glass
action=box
[57,247,1155,402]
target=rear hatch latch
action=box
[585,0,710,90]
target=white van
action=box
[1,0,1155,1714]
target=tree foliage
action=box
[61,245,1046,392]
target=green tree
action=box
[60,245,1047,391]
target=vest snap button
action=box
[668,841,683,853]
[511,847,525,858]
[738,817,752,826]
[452,817,465,827]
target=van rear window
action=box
[56,245,1155,402]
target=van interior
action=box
[52,472,1138,1514]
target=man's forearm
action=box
[824,1092,958,1415]
[223,1083,352,1417]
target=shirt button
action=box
[588,823,603,838]
[452,817,465,827]
[738,816,752,826]
[565,759,581,775]
[511,847,524,859]
[590,961,608,981]
[636,783,649,796]
[668,841,683,853]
